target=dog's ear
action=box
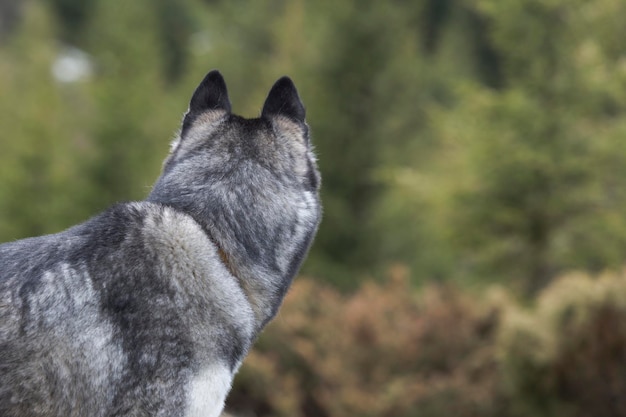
[189,70,231,113]
[262,76,305,123]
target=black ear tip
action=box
[262,75,306,122]
[274,76,296,90]
[205,69,225,84]
[189,69,231,113]
[200,70,228,93]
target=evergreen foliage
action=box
[1,0,626,291]
[1,1,626,415]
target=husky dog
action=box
[0,71,321,417]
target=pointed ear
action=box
[189,70,231,113]
[261,76,305,123]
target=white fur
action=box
[141,205,255,335]
[184,364,233,417]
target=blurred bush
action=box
[499,271,626,417]
[227,267,504,417]
[226,268,626,417]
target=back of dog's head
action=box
[152,70,320,213]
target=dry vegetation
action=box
[227,269,626,417]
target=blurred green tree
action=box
[81,0,179,212]
[430,0,626,293]
[46,0,193,83]
[46,0,97,43]
[302,0,435,286]
[1,0,626,296]
[0,3,87,240]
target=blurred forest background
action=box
[1,0,626,416]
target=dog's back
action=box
[0,71,321,417]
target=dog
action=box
[0,70,321,417]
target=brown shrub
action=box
[498,271,626,417]
[226,267,503,417]
[226,269,626,417]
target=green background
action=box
[1,1,625,415]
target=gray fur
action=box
[0,71,321,417]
